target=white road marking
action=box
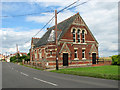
[11,68,14,70]
[33,77,58,86]
[20,72,29,77]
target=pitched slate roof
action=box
[34,13,79,48]
[32,37,40,45]
[34,12,98,48]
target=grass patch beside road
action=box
[51,65,119,80]
[20,64,43,71]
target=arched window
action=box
[82,30,85,43]
[34,50,37,59]
[82,49,85,58]
[72,29,76,42]
[77,29,80,43]
[74,49,78,58]
[39,49,41,58]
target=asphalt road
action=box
[2,62,118,88]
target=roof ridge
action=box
[33,12,79,48]
[48,12,79,30]
[32,37,40,39]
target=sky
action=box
[0,0,119,57]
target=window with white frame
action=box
[82,30,85,43]
[50,51,52,56]
[74,49,78,58]
[82,49,85,58]
[34,50,37,59]
[39,49,41,58]
[72,29,76,42]
[77,29,80,43]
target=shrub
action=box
[10,56,16,62]
[112,55,120,65]
[10,53,30,63]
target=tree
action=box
[10,56,17,62]
[10,52,30,63]
[112,55,120,65]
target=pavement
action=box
[2,62,119,88]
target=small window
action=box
[39,52,41,58]
[50,51,52,56]
[82,30,85,43]
[82,50,85,58]
[77,29,80,43]
[77,29,80,33]
[34,50,37,59]
[72,29,76,42]
[74,50,78,58]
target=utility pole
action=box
[55,10,59,70]
[16,44,18,63]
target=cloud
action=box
[1,28,46,55]
[1,0,118,57]
[26,13,54,23]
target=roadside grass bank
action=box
[51,65,119,80]
[19,63,43,71]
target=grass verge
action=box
[20,63,43,71]
[51,65,119,80]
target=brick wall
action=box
[30,23,99,69]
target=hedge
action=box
[112,55,120,65]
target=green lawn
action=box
[51,65,119,80]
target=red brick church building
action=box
[30,13,99,69]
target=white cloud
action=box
[1,28,46,55]
[1,1,118,57]
[26,13,54,23]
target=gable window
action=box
[82,30,85,43]
[72,29,76,42]
[77,29,80,43]
[74,49,78,58]
[82,49,85,59]
[34,50,37,59]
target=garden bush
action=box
[112,55,120,65]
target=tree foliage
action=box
[10,53,30,62]
[112,55,120,65]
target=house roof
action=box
[13,51,27,56]
[34,13,79,48]
[32,37,40,45]
[34,12,98,48]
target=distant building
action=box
[13,51,27,56]
[6,55,11,62]
[0,54,4,61]
[6,52,27,62]
[30,13,99,69]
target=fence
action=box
[97,59,112,65]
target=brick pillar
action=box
[22,59,24,65]
[28,61,30,64]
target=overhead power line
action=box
[31,0,90,38]
[25,15,55,43]
[57,0,80,14]
[23,0,80,44]
[67,0,90,10]
[18,0,90,46]
[1,10,54,17]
